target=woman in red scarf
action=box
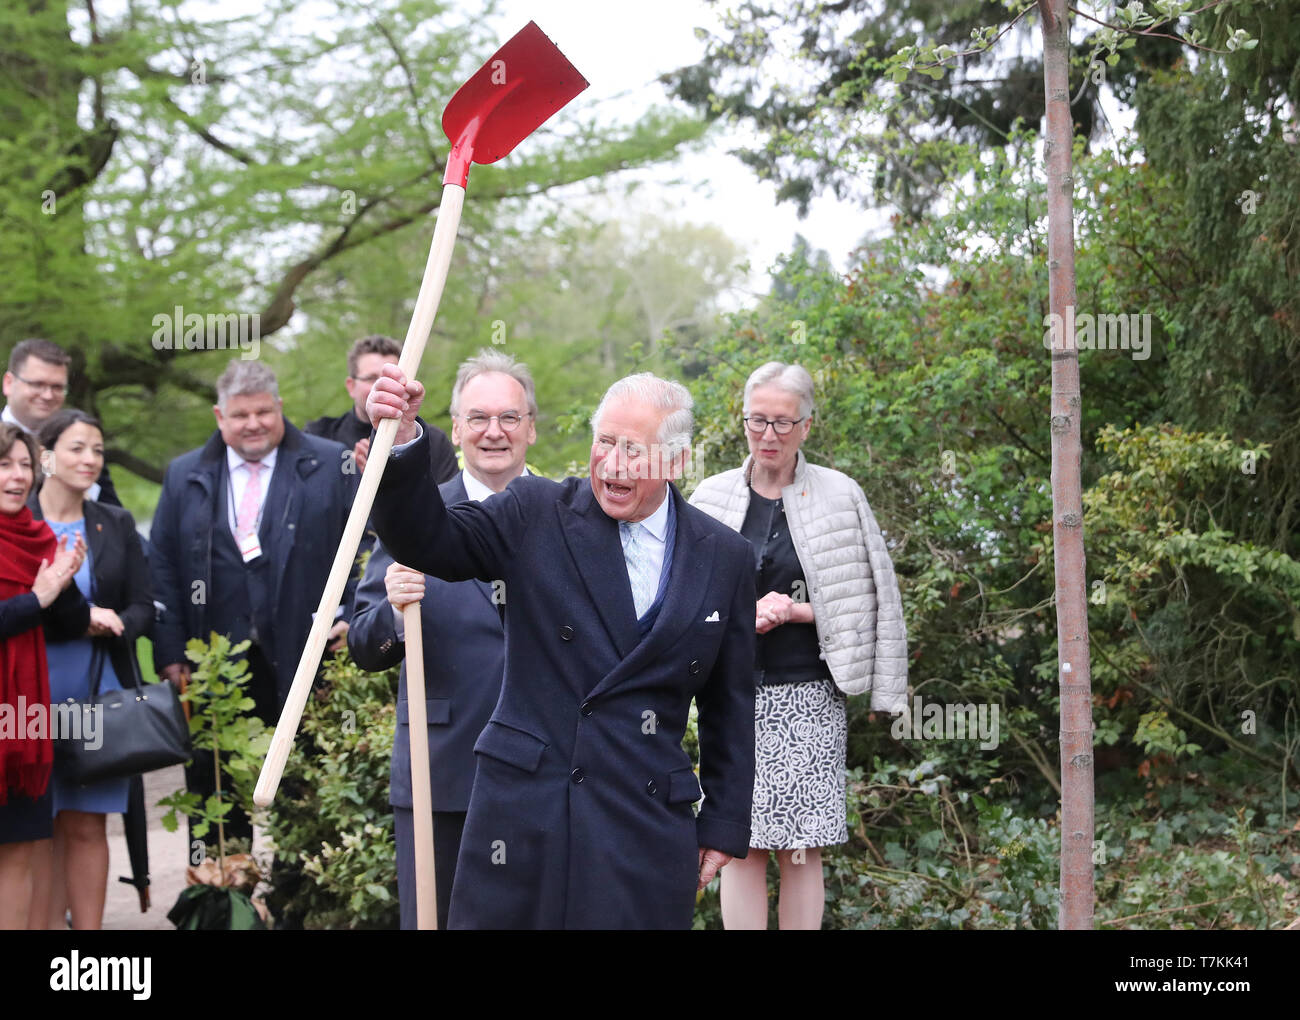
[0,423,87,928]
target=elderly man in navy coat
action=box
[348,349,538,929]
[367,366,756,929]
[151,359,359,848]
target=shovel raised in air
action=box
[254,21,588,929]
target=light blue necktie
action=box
[619,521,658,619]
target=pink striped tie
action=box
[236,461,263,538]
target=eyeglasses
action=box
[351,374,381,384]
[14,375,68,397]
[743,415,805,436]
[459,412,530,433]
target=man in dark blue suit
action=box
[367,367,756,929]
[348,349,538,929]
[151,360,359,849]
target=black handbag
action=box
[56,638,193,786]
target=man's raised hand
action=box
[365,363,425,448]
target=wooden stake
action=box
[403,602,438,929]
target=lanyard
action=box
[228,461,268,537]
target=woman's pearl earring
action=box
[41,453,56,478]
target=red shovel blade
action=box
[442,21,588,188]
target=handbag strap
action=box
[87,635,145,698]
[87,639,108,700]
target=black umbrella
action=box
[116,774,150,912]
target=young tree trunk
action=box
[1038,0,1095,930]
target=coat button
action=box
[580,701,593,717]
[688,660,701,675]
[645,779,657,796]
[560,625,574,641]
[570,768,585,784]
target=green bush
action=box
[264,650,400,929]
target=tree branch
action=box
[1066,3,1239,54]
[989,406,1051,467]
[163,97,257,166]
[369,17,440,167]
[105,447,164,484]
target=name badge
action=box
[238,532,263,563]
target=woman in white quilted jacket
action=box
[690,362,907,930]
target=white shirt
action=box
[225,444,277,536]
[6,403,103,502]
[461,465,504,504]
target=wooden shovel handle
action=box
[403,601,438,929]
[254,185,467,809]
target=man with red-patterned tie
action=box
[150,360,358,853]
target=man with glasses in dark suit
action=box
[350,349,537,929]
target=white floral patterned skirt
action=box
[749,676,848,850]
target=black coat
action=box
[29,498,153,684]
[149,419,359,707]
[304,408,458,486]
[373,429,757,930]
[348,474,504,813]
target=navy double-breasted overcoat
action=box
[372,430,756,929]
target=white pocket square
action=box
[704,611,720,623]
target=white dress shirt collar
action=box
[226,444,278,474]
[634,485,673,542]
[461,466,527,504]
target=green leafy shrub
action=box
[264,650,400,929]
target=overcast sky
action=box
[489,0,872,284]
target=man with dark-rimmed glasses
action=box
[305,333,458,482]
[2,338,119,507]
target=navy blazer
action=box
[347,474,504,813]
[149,419,359,706]
[373,429,756,930]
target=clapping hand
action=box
[32,532,86,609]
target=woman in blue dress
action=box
[28,410,154,929]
